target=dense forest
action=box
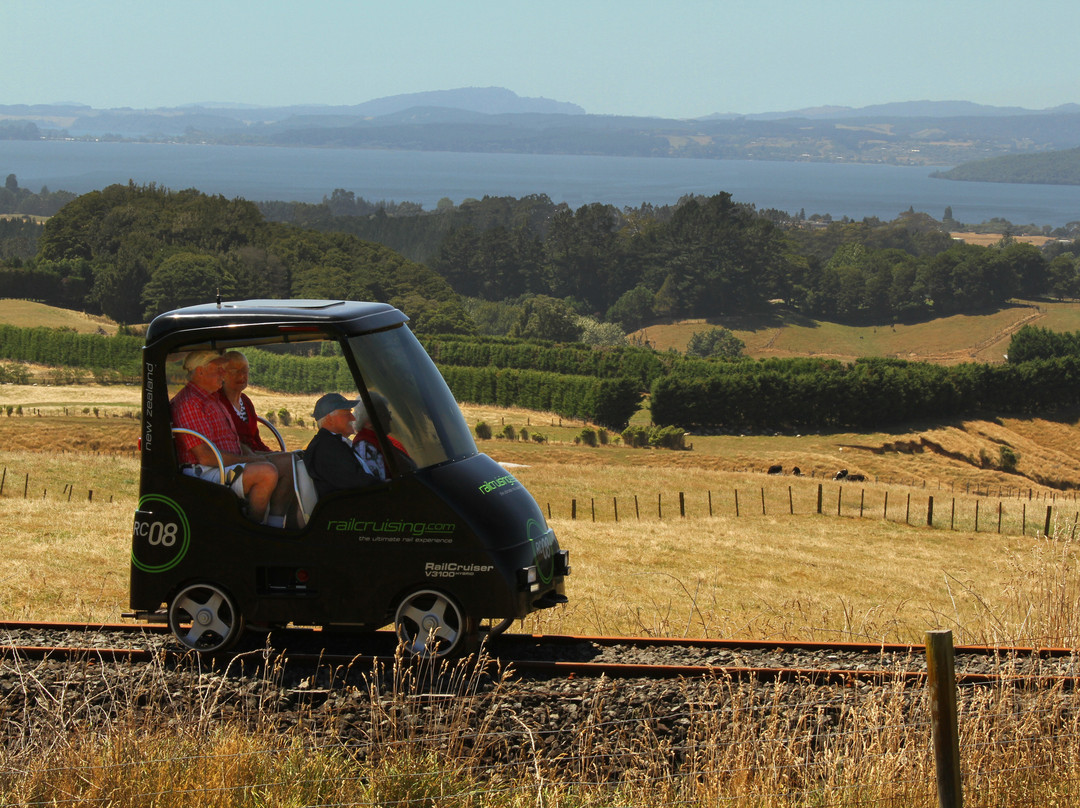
[262,190,1080,330]
[2,182,472,333]
[3,178,1080,342]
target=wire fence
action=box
[550,479,1080,539]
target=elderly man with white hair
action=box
[302,392,380,498]
[170,349,292,527]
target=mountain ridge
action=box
[3,88,1078,170]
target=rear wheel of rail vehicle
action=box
[394,588,475,658]
[167,582,246,652]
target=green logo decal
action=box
[527,518,556,584]
[131,494,191,573]
[478,474,517,494]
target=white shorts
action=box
[181,463,246,497]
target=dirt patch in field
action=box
[950,232,1055,247]
[0,417,140,454]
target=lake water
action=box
[3,139,1080,227]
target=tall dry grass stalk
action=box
[3,647,1080,806]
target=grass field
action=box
[3,382,1080,647]
[0,298,121,334]
[630,298,1080,363]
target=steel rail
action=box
[1,622,1076,687]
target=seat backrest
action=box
[292,452,319,528]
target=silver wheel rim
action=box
[168,583,243,652]
[394,589,465,658]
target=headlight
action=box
[517,565,540,592]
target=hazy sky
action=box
[4,0,1077,118]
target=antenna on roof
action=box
[216,289,222,308]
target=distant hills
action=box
[2,87,1079,173]
[703,99,1080,120]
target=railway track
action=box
[2,620,1078,687]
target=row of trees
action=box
[0,324,143,378]
[440,367,639,429]
[0,324,644,429]
[651,354,1080,432]
[420,335,669,389]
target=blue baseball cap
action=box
[312,392,359,421]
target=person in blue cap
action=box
[302,392,380,498]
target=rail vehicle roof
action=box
[144,299,408,348]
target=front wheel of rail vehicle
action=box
[167,582,246,652]
[394,589,476,659]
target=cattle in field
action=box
[847,473,866,482]
[833,469,848,480]
[767,465,782,475]
[791,466,802,476]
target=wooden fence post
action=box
[974,500,979,533]
[927,496,934,527]
[734,489,740,517]
[926,629,963,808]
[1044,505,1052,537]
[680,491,686,518]
[613,497,618,523]
[708,490,713,517]
[788,486,793,515]
[884,491,889,520]
[571,499,577,520]
[817,483,823,515]
[760,488,765,516]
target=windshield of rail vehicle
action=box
[346,326,477,470]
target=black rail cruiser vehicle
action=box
[127,299,569,656]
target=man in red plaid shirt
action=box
[171,350,291,526]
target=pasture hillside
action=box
[0,299,121,335]
[632,299,1080,363]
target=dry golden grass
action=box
[0,298,121,334]
[3,624,1080,807]
[950,232,1055,247]
[629,299,1079,365]
[4,400,1080,648]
